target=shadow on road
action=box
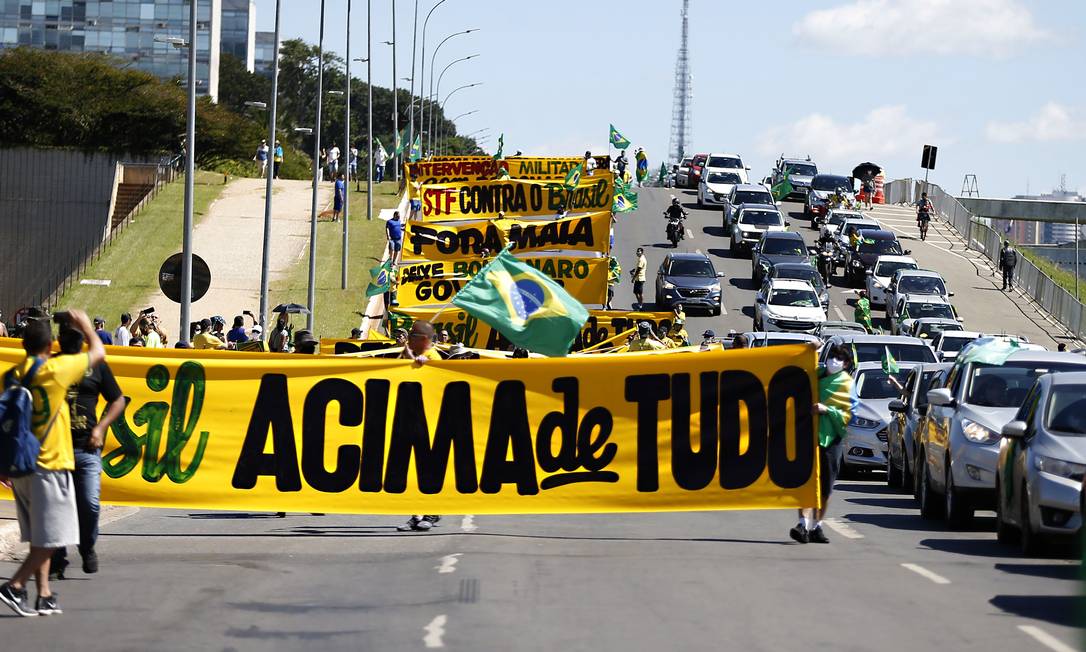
[846,512,943,532]
[729,278,756,291]
[994,562,1082,581]
[844,496,918,509]
[702,225,726,238]
[917,534,1012,557]
[834,481,900,495]
[988,594,1083,628]
[707,248,730,259]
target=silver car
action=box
[996,372,1086,554]
[922,351,1086,526]
[887,363,952,492]
[842,362,916,474]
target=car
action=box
[771,156,818,199]
[887,363,953,491]
[815,320,869,340]
[922,350,1086,525]
[764,262,830,313]
[738,331,823,348]
[730,204,787,256]
[892,293,959,336]
[754,278,827,333]
[909,318,964,342]
[932,330,984,362]
[836,217,882,267]
[687,153,708,188]
[886,269,952,319]
[843,362,918,474]
[698,170,744,207]
[804,174,856,222]
[996,372,1086,554]
[751,231,810,285]
[723,184,777,234]
[654,251,725,315]
[819,334,938,366]
[702,152,749,184]
[845,230,908,286]
[866,255,918,306]
[675,157,693,187]
[821,209,866,240]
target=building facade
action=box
[253,28,273,77]
[220,0,253,71]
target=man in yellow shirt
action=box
[630,247,647,310]
[0,309,105,617]
[628,321,666,352]
[193,318,226,350]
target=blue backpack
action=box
[0,358,49,477]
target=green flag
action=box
[394,127,407,155]
[451,248,589,357]
[563,162,584,190]
[613,177,638,213]
[882,346,899,373]
[365,260,393,297]
[959,338,1020,366]
[609,124,631,149]
[492,133,504,159]
[771,170,794,201]
[657,162,668,186]
[408,134,422,162]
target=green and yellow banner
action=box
[415,173,615,221]
[402,211,612,261]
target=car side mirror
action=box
[785,221,791,227]
[948,291,955,297]
[1002,420,1028,439]
[904,249,912,255]
[927,387,955,408]
[716,271,726,278]
[888,399,906,413]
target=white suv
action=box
[754,279,827,334]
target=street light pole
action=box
[258,0,282,328]
[367,0,373,223]
[341,0,351,290]
[408,0,419,151]
[418,0,447,157]
[433,53,477,152]
[178,0,197,346]
[427,29,477,153]
[306,0,326,332]
[389,1,397,182]
[441,108,476,155]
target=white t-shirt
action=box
[328,146,340,162]
[585,157,597,173]
[376,149,388,166]
[114,325,132,347]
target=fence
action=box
[884,179,1085,341]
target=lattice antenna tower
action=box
[668,0,692,164]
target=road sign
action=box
[921,145,938,170]
[158,253,211,304]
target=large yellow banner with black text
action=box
[405,156,611,188]
[416,173,614,221]
[403,211,612,260]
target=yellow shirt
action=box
[193,332,225,350]
[628,338,665,352]
[11,353,89,471]
[634,255,647,282]
[399,345,443,361]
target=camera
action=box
[140,307,156,316]
[52,311,71,325]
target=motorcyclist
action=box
[817,232,837,283]
[664,196,687,246]
[854,289,874,334]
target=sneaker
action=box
[82,548,99,574]
[789,524,809,544]
[422,515,441,527]
[412,519,433,531]
[809,526,830,544]
[35,594,62,616]
[397,516,421,532]
[0,582,38,617]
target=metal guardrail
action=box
[884,179,1085,341]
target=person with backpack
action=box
[0,309,105,617]
[999,240,1018,290]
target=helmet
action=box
[211,315,226,327]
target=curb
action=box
[0,505,140,562]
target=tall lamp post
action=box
[366,0,373,223]
[341,0,352,290]
[426,29,477,153]
[436,82,480,153]
[258,0,282,329]
[302,0,326,331]
[386,1,397,180]
[418,0,447,156]
[440,109,477,155]
[433,53,477,152]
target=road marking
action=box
[832,305,846,320]
[900,563,951,585]
[686,228,694,239]
[1018,625,1077,652]
[695,248,702,254]
[435,553,462,574]
[460,515,477,532]
[424,615,447,648]
[823,518,864,539]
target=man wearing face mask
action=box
[790,343,854,544]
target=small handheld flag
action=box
[408,134,422,162]
[492,133,504,159]
[882,346,899,373]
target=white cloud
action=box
[757,105,941,171]
[985,103,1086,143]
[791,0,1048,57]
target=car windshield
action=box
[785,164,817,177]
[898,275,946,295]
[937,336,973,352]
[828,214,850,227]
[1047,385,1086,435]
[769,288,819,307]
[708,156,742,169]
[917,322,962,338]
[967,362,1086,408]
[762,238,806,256]
[855,370,909,399]
[708,172,741,184]
[850,343,938,363]
[812,175,852,191]
[739,210,783,227]
[776,267,824,291]
[667,259,714,277]
[875,260,918,277]
[735,191,773,205]
[680,158,692,167]
[905,302,955,320]
[859,238,903,255]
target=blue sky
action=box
[255,0,1085,198]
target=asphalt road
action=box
[2,187,1081,651]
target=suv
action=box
[892,294,959,335]
[819,334,938,366]
[723,184,776,234]
[751,231,810,284]
[887,363,953,491]
[909,318,964,342]
[703,152,748,183]
[866,255,917,307]
[754,278,826,333]
[687,153,708,188]
[730,204,786,256]
[654,251,724,315]
[805,174,856,221]
[844,230,908,286]
[886,269,951,319]
[764,262,829,312]
[698,170,743,207]
[932,330,984,362]
[771,156,818,199]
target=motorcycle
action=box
[817,238,837,284]
[666,217,685,247]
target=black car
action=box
[655,252,725,315]
[751,231,811,285]
[844,229,909,286]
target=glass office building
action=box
[219,0,252,71]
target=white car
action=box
[754,279,827,334]
[698,170,744,206]
[866,255,918,306]
[702,152,749,184]
[675,157,693,187]
[891,293,960,336]
[886,269,951,319]
[837,216,882,251]
[730,204,787,256]
[821,209,866,240]
[932,330,984,362]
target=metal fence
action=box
[884,178,1085,341]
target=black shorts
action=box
[820,441,843,500]
[918,213,931,222]
[633,280,645,294]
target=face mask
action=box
[826,358,846,375]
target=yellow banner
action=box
[394,255,607,308]
[402,211,612,261]
[417,174,614,221]
[0,344,819,513]
[405,156,612,188]
[503,156,610,180]
[390,308,675,352]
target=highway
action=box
[2,186,1081,651]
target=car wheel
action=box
[1020,483,1042,556]
[901,447,913,499]
[712,300,722,317]
[945,460,973,527]
[919,453,944,519]
[912,445,923,500]
[995,478,1018,544]
[887,445,903,488]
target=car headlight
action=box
[662,281,675,289]
[765,317,779,324]
[961,418,999,444]
[850,415,881,428]
[709,283,721,292]
[1034,455,1086,480]
[872,279,884,288]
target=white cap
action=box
[251,325,263,333]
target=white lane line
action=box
[424,615,447,648]
[696,248,702,254]
[900,563,951,585]
[1017,625,1078,652]
[823,518,864,539]
[435,553,462,574]
[832,305,846,320]
[686,228,694,238]
[460,515,477,532]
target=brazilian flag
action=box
[563,162,584,190]
[408,134,422,162]
[451,249,588,357]
[609,124,631,149]
[882,346,899,373]
[613,176,638,213]
[365,260,393,297]
[635,150,648,182]
[493,133,504,159]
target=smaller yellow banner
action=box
[402,211,612,260]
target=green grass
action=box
[269,180,402,338]
[56,170,228,318]
[1018,247,1086,302]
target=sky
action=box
[254,0,1086,198]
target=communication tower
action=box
[668,0,692,164]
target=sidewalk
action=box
[1,499,138,561]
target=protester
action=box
[606,256,621,310]
[327,143,340,178]
[397,320,442,532]
[999,240,1018,291]
[268,313,292,353]
[332,173,345,222]
[628,321,666,352]
[393,328,408,346]
[226,316,248,345]
[129,337,145,347]
[669,319,689,347]
[862,177,875,209]
[374,144,388,183]
[614,149,628,178]
[630,247,647,310]
[273,141,284,179]
[386,210,404,260]
[583,150,597,175]
[790,343,854,545]
[0,312,8,338]
[113,313,132,347]
[193,319,226,350]
[349,145,358,178]
[0,309,105,617]
[90,317,112,345]
[672,304,687,323]
[132,313,167,348]
[50,326,125,579]
[854,290,873,333]
[731,332,749,349]
[409,179,423,220]
[254,139,269,177]
[249,325,263,342]
[700,329,716,351]
[293,330,319,355]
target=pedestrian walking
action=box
[273,141,284,179]
[254,139,269,177]
[333,173,346,222]
[327,143,340,178]
[584,150,597,176]
[606,256,621,310]
[0,310,105,617]
[999,240,1017,290]
[397,320,442,532]
[862,177,875,209]
[113,313,132,347]
[92,317,112,345]
[374,145,388,183]
[386,210,404,261]
[630,247,647,310]
[854,289,874,334]
[49,326,125,579]
[790,343,854,545]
